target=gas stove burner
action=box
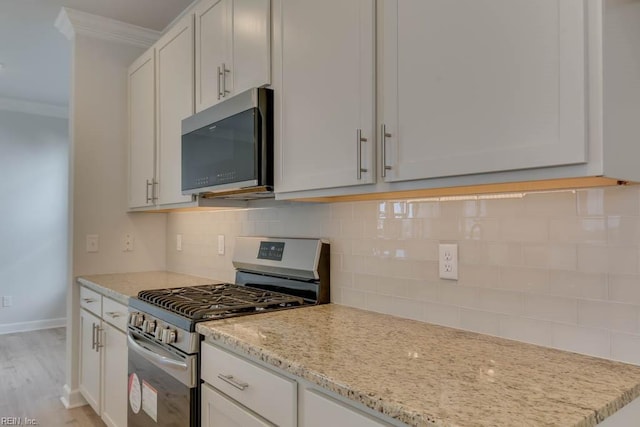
[137,283,305,321]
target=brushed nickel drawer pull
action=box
[105,311,122,318]
[217,374,249,391]
[82,298,96,303]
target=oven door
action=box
[127,330,199,427]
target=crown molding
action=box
[55,7,161,49]
[0,97,68,119]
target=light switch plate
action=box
[176,234,182,251]
[439,243,458,280]
[86,234,99,253]
[217,235,225,255]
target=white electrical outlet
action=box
[124,233,134,251]
[86,234,99,253]
[439,243,458,280]
[3,296,12,307]
[217,235,225,255]
[176,234,183,251]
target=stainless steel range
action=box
[126,237,330,427]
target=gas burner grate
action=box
[137,283,304,321]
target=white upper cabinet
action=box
[274,0,376,193]
[128,49,156,209]
[379,0,588,183]
[194,0,270,112]
[155,14,195,206]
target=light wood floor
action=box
[0,327,105,426]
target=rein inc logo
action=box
[0,418,38,425]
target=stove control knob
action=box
[154,325,163,340]
[129,312,144,327]
[160,328,177,344]
[142,319,156,334]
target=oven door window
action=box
[182,108,258,192]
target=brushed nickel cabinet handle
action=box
[357,129,368,180]
[217,374,249,391]
[152,180,158,202]
[146,179,152,203]
[105,311,122,318]
[91,323,97,350]
[95,326,104,351]
[381,124,392,178]
[221,63,230,97]
[217,66,222,100]
[82,298,96,303]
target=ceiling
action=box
[0,0,194,108]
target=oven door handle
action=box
[127,333,188,372]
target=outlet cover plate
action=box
[439,243,458,280]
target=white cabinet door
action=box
[276,0,376,193]
[195,0,232,112]
[379,0,587,182]
[101,323,127,427]
[156,14,195,206]
[128,48,156,209]
[231,0,270,94]
[201,384,273,427]
[301,389,388,427]
[195,0,270,112]
[79,309,102,414]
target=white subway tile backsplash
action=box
[549,217,607,244]
[551,323,610,359]
[578,300,639,334]
[460,309,501,335]
[609,275,640,305]
[500,218,548,242]
[524,294,578,324]
[577,245,609,273]
[499,315,553,347]
[612,333,640,365]
[423,302,460,328]
[477,289,524,315]
[167,185,640,364]
[524,191,576,217]
[548,271,608,300]
[440,284,480,308]
[500,267,549,293]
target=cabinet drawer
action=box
[80,286,102,316]
[102,297,128,332]
[202,383,273,427]
[302,388,390,427]
[201,342,296,427]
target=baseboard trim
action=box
[0,317,66,335]
[60,384,87,409]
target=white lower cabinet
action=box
[201,341,393,427]
[78,285,128,427]
[202,383,273,427]
[102,322,128,427]
[201,342,296,427]
[300,389,389,427]
[79,308,102,413]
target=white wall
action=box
[63,33,167,408]
[167,185,640,366]
[0,109,68,333]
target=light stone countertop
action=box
[197,304,640,427]
[77,271,214,305]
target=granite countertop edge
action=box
[198,325,440,427]
[197,308,640,427]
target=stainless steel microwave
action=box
[181,88,273,198]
